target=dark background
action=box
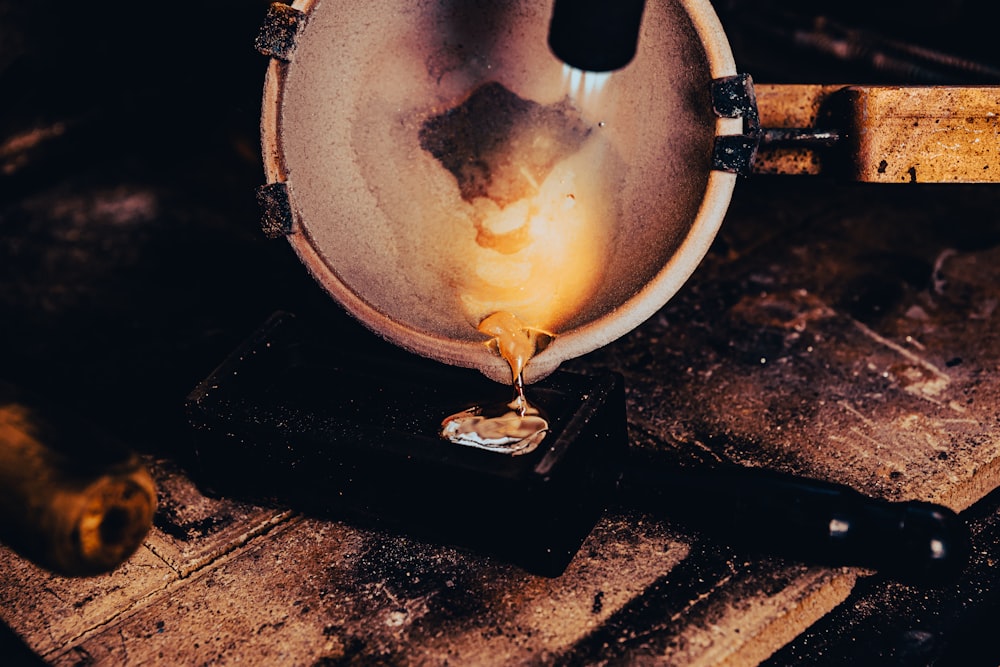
[2,1,1000,664]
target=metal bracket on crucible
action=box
[712,73,761,175]
[185,311,628,577]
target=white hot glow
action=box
[561,64,612,108]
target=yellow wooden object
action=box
[754,84,1000,183]
[846,86,1000,183]
[0,402,156,576]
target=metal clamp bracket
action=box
[711,73,761,175]
[257,182,295,238]
[255,3,307,61]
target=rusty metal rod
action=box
[760,127,841,148]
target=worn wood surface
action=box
[3,177,1000,664]
[0,464,856,666]
[847,86,1000,183]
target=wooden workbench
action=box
[2,175,999,665]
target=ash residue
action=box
[418,81,590,208]
[345,535,489,622]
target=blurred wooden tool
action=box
[0,386,156,576]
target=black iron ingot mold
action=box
[186,312,628,576]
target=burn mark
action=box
[592,590,605,614]
[878,159,888,174]
[560,540,741,663]
[153,500,232,543]
[908,166,918,183]
[418,82,590,208]
[835,254,932,325]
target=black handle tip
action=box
[881,501,971,584]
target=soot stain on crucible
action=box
[418,81,591,208]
